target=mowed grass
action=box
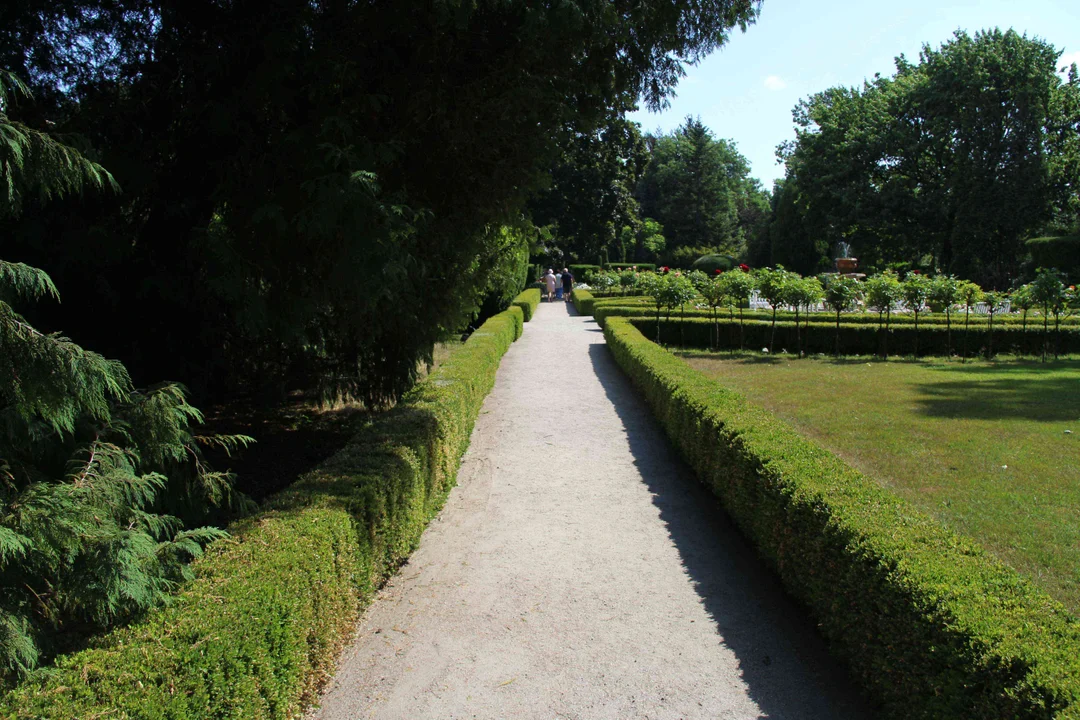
[678,351,1080,614]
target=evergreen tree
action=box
[0,71,251,678]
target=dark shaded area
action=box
[585,331,873,719]
[201,396,367,503]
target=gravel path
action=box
[309,301,869,719]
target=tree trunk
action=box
[913,310,919,358]
[794,307,802,357]
[963,307,970,362]
[770,306,778,354]
[835,310,841,358]
[946,309,953,357]
[884,307,891,360]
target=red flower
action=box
[660,266,670,273]
[739,263,750,272]
[714,269,723,274]
[912,270,921,275]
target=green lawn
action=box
[678,351,1080,614]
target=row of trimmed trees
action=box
[588,266,1079,360]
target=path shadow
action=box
[586,343,873,719]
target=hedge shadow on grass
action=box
[912,373,1080,422]
[584,342,871,719]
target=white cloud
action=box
[763,75,787,91]
[1059,51,1080,76]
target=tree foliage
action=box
[0,70,251,680]
[772,29,1080,287]
[1,0,763,407]
[638,116,770,259]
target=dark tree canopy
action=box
[637,117,770,260]
[1,0,762,406]
[529,114,649,265]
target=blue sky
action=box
[628,0,1080,189]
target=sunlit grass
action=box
[677,351,1080,614]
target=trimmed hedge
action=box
[1027,235,1080,277]
[621,316,1080,356]
[0,308,524,719]
[512,288,541,322]
[571,288,596,316]
[569,264,602,278]
[605,262,657,271]
[603,316,1080,718]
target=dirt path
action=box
[309,301,869,719]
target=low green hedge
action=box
[0,308,524,719]
[512,288,541,322]
[603,316,1080,718]
[571,288,595,316]
[622,316,1080,356]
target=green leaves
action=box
[0,261,253,677]
[775,30,1080,286]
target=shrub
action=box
[691,254,736,274]
[568,264,602,280]
[1027,236,1080,278]
[0,308,523,718]
[603,316,1080,718]
[512,288,541,322]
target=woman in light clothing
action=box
[543,269,557,302]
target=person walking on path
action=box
[561,267,574,303]
[543,268,557,302]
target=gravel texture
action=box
[308,300,869,719]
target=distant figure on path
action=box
[543,268,557,302]
[561,268,574,303]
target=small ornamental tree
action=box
[929,275,961,356]
[592,270,618,294]
[781,276,822,357]
[639,271,665,343]
[617,267,638,295]
[864,271,903,359]
[982,291,1007,359]
[754,266,795,354]
[723,269,757,351]
[658,272,696,347]
[823,275,862,357]
[699,275,729,350]
[957,280,984,361]
[1030,268,1066,361]
[901,272,932,357]
[686,269,710,294]
[1011,284,1034,333]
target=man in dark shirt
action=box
[561,268,574,303]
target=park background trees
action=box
[762,29,1080,286]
